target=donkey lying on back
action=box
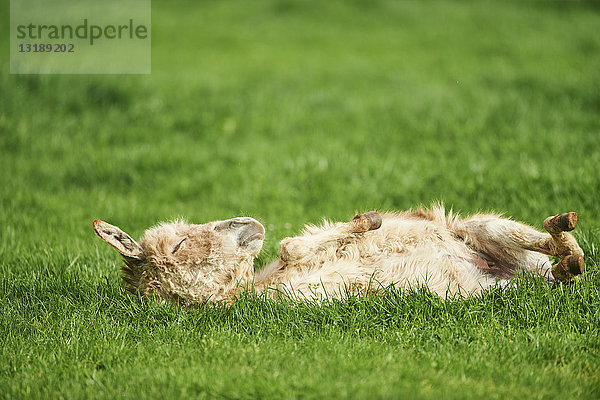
[94,205,584,305]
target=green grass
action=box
[1,0,600,398]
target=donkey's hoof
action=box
[552,254,584,282]
[544,212,577,234]
[562,254,585,275]
[352,211,382,232]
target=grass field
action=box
[1,0,600,398]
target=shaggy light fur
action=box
[93,205,584,306]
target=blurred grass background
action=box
[1,0,599,398]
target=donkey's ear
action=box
[93,220,144,260]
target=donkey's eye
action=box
[172,238,187,254]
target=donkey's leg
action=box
[453,213,584,281]
[541,213,584,281]
[279,212,382,262]
[541,213,583,257]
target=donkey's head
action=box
[93,217,265,305]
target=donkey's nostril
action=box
[237,219,265,246]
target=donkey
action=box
[93,205,584,306]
